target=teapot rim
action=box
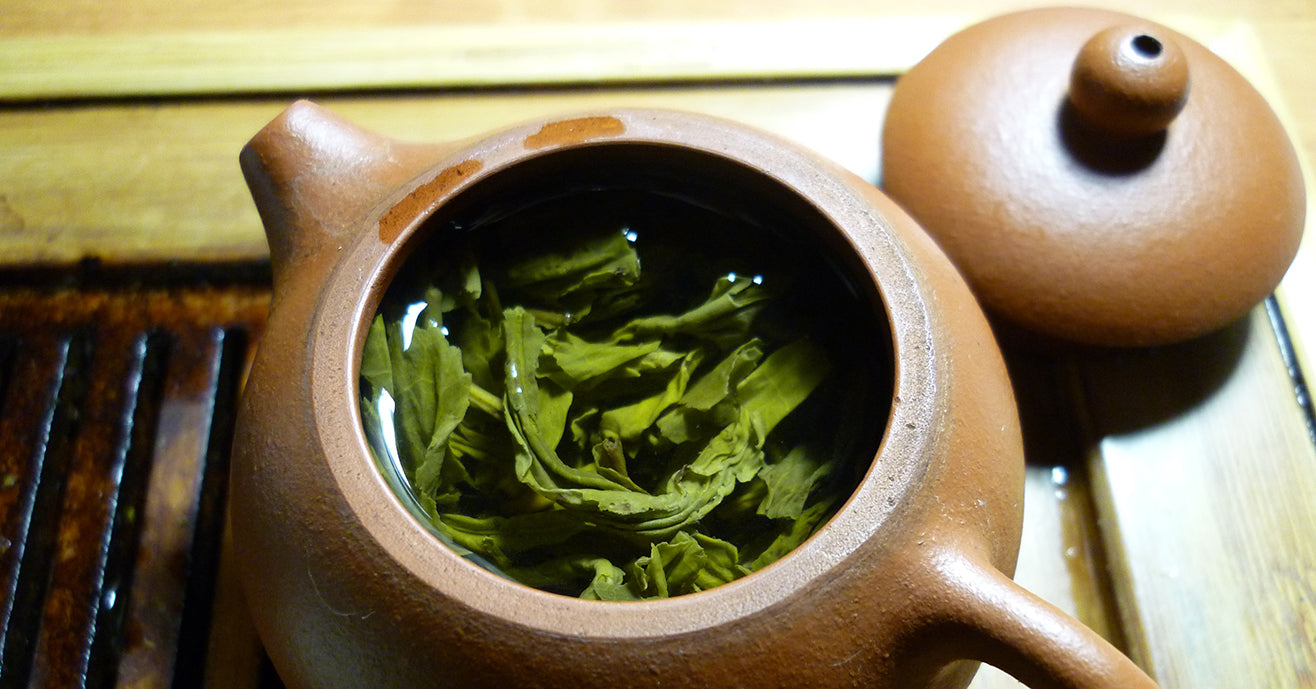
[302,109,947,637]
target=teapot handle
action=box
[917,548,1160,689]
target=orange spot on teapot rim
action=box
[379,159,484,244]
[524,117,626,149]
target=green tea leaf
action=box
[376,297,475,493]
[628,531,747,598]
[757,445,834,520]
[736,337,832,440]
[510,556,638,601]
[580,562,641,601]
[680,339,764,411]
[746,498,837,572]
[406,325,472,491]
[360,314,393,393]
[361,211,873,600]
[651,339,763,446]
[582,407,767,539]
[541,330,662,390]
[498,223,641,318]
[615,276,771,347]
[568,406,600,450]
[599,347,706,445]
[536,379,574,452]
[447,416,519,496]
[681,406,766,483]
[455,286,504,392]
[502,307,639,495]
[435,509,587,566]
[500,225,638,290]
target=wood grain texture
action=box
[2,0,1309,162]
[2,1,1310,177]
[1080,309,1316,688]
[0,18,959,100]
[0,83,891,265]
[1193,21,1316,396]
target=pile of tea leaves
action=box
[360,194,875,600]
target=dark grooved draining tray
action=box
[0,267,280,689]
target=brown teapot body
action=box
[231,104,1156,689]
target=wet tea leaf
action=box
[359,204,876,600]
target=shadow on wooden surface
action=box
[1076,315,1251,437]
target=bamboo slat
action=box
[1080,309,1316,688]
[0,83,892,266]
[0,18,961,101]
[0,13,1269,102]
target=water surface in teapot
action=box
[358,144,893,600]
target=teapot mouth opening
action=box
[347,130,912,623]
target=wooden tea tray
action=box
[1,2,1313,687]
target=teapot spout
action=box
[240,100,452,291]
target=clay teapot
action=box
[881,7,1305,347]
[231,102,1159,689]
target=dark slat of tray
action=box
[0,282,271,688]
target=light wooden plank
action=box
[1226,25,1316,406]
[1081,309,1316,688]
[0,83,891,266]
[0,12,1253,102]
[1174,21,1315,438]
[0,0,1306,32]
[0,17,962,101]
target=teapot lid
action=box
[881,7,1305,347]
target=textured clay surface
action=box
[882,7,1305,347]
[232,103,1161,688]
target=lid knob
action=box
[1069,26,1189,137]
[879,8,1306,348]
